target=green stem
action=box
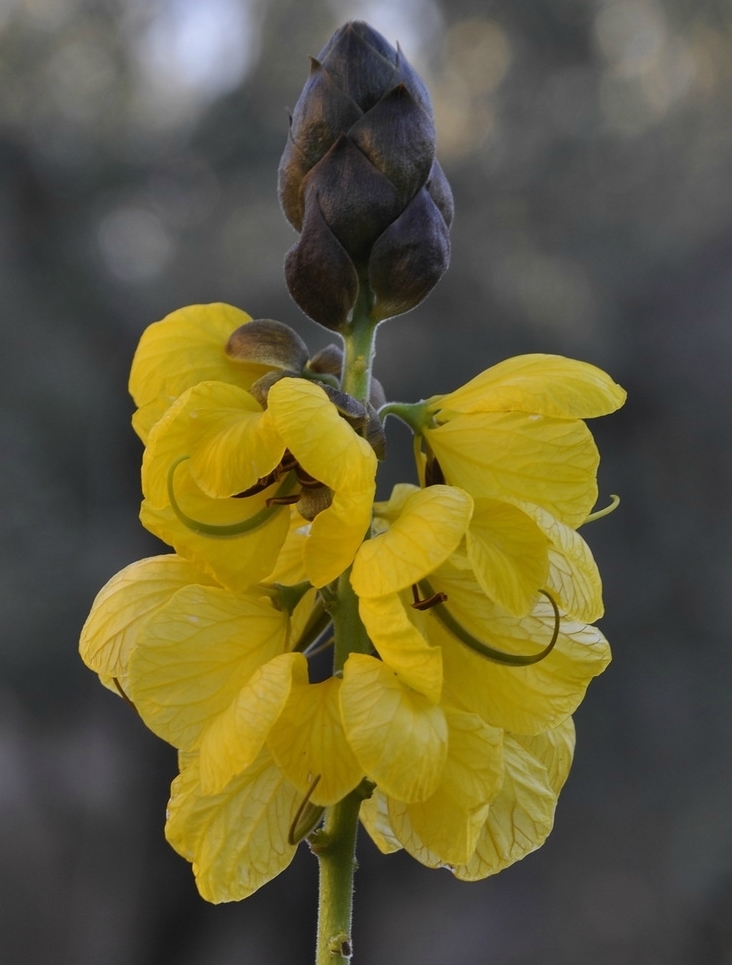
[330,568,373,673]
[341,284,378,405]
[307,287,379,965]
[313,790,362,965]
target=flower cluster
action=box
[80,303,625,902]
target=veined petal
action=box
[130,304,271,442]
[351,486,473,597]
[372,483,420,528]
[263,508,309,585]
[128,585,290,750]
[288,587,321,651]
[268,675,364,806]
[432,354,626,420]
[466,498,549,616]
[165,749,299,903]
[267,378,377,495]
[425,411,599,528]
[358,592,443,702]
[266,377,377,587]
[511,501,603,623]
[304,486,374,588]
[184,383,283,498]
[438,707,505,812]
[513,717,576,795]
[359,789,403,854]
[340,654,448,803]
[451,734,559,881]
[199,653,305,795]
[142,382,283,507]
[140,457,290,593]
[431,577,611,734]
[79,555,215,678]
[389,707,504,866]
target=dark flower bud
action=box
[319,383,369,429]
[279,21,453,331]
[226,319,309,371]
[307,343,345,377]
[368,185,451,320]
[283,192,360,332]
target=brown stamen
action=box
[266,493,301,507]
[410,584,448,610]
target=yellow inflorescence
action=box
[80,304,625,902]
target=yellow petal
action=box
[432,580,611,734]
[359,789,403,854]
[267,378,377,495]
[140,456,290,593]
[513,717,576,795]
[165,749,299,903]
[129,304,270,442]
[268,676,364,806]
[451,734,559,880]
[128,584,290,749]
[142,382,283,506]
[433,354,626,420]
[340,654,448,803]
[351,486,473,597]
[263,508,309,584]
[288,587,321,652]
[466,498,549,616]
[184,383,284,498]
[199,653,306,795]
[266,378,377,587]
[372,483,420,528]
[389,707,504,865]
[79,555,215,678]
[358,592,443,702]
[425,412,599,528]
[304,486,374,588]
[512,501,604,623]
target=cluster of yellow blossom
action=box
[80,303,625,902]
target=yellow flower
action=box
[141,376,377,591]
[361,717,575,875]
[129,303,274,443]
[352,483,610,734]
[345,479,608,872]
[79,554,218,695]
[420,354,626,527]
[79,550,332,903]
[81,329,625,901]
[166,749,302,903]
[78,552,315,710]
[427,561,610,735]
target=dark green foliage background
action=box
[1,1,730,962]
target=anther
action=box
[266,494,301,507]
[410,584,448,610]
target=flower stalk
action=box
[312,789,363,965]
[341,298,378,404]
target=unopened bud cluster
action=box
[279,21,454,331]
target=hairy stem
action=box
[313,790,362,965]
[341,284,378,405]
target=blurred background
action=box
[1,0,731,962]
